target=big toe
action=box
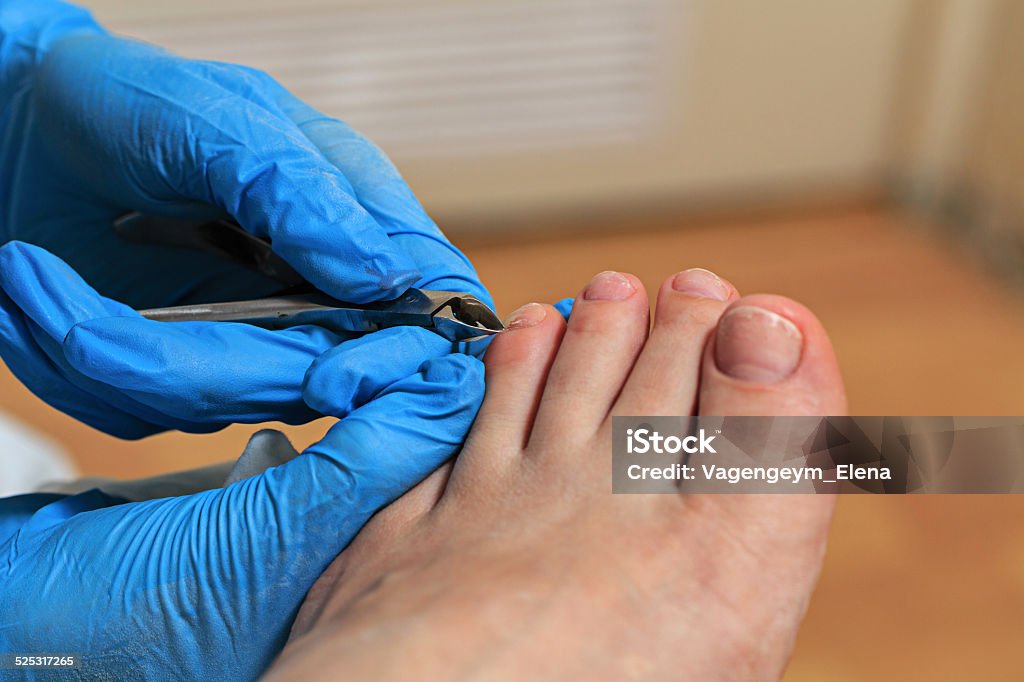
[686,293,847,669]
[699,294,847,416]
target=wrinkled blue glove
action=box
[0,0,489,433]
[0,241,345,437]
[0,332,484,679]
[0,242,564,440]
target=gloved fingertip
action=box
[0,242,135,332]
[302,326,451,417]
[0,239,29,262]
[0,240,39,260]
[63,318,179,395]
[301,370,355,418]
[61,319,126,373]
[384,232,493,307]
[0,241,66,283]
[373,266,422,302]
[418,352,484,389]
[0,241,47,288]
[554,297,575,321]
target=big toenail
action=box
[672,268,729,300]
[504,302,547,329]
[584,271,636,301]
[716,306,802,383]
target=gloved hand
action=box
[0,0,488,306]
[0,337,484,680]
[0,241,346,437]
[0,242,561,440]
[0,0,489,433]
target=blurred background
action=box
[3,0,1024,678]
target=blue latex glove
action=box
[0,337,484,679]
[0,240,345,438]
[553,297,574,320]
[0,241,558,440]
[0,241,477,440]
[0,0,488,307]
[0,0,489,434]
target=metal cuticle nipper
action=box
[115,213,504,343]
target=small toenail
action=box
[584,271,636,301]
[672,268,729,301]
[504,302,547,329]
[716,306,802,383]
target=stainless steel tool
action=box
[117,213,503,342]
[138,288,503,342]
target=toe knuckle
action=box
[567,307,643,336]
[659,299,728,332]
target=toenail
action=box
[672,268,729,301]
[504,302,547,329]
[716,306,802,383]
[583,271,636,301]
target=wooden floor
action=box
[3,204,1024,678]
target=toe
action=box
[529,271,650,449]
[683,294,846,657]
[456,303,566,482]
[614,268,737,416]
[699,294,847,416]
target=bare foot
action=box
[270,268,847,681]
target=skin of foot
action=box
[268,268,847,682]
